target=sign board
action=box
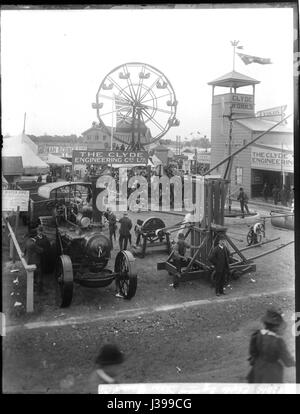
[72,150,148,166]
[2,190,30,212]
[256,105,287,122]
[231,94,254,113]
[196,153,211,164]
[251,146,294,173]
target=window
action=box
[235,167,243,185]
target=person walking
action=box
[23,227,44,293]
[118,212,132,250]
[37,173,42,183]
[208,234,230,296]
[246,308,295,383]
[237,187,250,218]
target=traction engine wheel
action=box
[56,254,74,308]
[114,250,137,299]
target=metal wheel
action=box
[93,62,179,149]
[56,255,74,308]
[246,231,254,246]
[114,250,137,299]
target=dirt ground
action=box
[2,207,296,393]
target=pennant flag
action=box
[238,53,272,65]
[114,95,130,122]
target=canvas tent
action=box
[2,134,49,175]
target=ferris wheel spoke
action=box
[123,64,137,102]
[107,76,133,102]
[142,108,165,132]
[139,76,163,103]
[136,65,146,102]
[141,93,172,105]
[100,105,132,118]
[143,104,172,115]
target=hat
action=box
[261,308,285,327]
[95,344,124,366]
[178,232,185,239]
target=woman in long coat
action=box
[247,308,295,383]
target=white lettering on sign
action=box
[251,146,294,172]
[72,149,148,165]
[2,190,30,212]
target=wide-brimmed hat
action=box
[95,344,124,366]
[261,308,286,327]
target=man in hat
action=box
[247,307,295,383]
[23,227,44,293]
[88,343,125,393]
[237,187,250,218]
[208,234,230,296]
[104,208,117,248]
[118,212,132,250]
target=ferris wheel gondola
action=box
[92,62,179,150]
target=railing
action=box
[5,219,36,313]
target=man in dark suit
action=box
[118,212,132,250]
[208,234,230,296]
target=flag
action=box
[238,53,272,65]
[114,95,130,123]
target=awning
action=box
[40,154,72,166]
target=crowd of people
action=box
[262,183,294,207]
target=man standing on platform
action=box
[118,212,132,250]
[208,234,230,296]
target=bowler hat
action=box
[261,308,286,327]
[95,344,124,366]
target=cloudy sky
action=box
[1,5,295,140]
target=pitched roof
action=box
[235,118,293,133]
[208,71,260,88]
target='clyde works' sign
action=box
[72,150,148,165]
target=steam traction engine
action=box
[37,182,137,307]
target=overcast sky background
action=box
[1,6,295,140]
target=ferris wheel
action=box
[92,62,179,150]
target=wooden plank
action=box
[230,237,280,255]
[246,241,294,261]
[220,180,225,226]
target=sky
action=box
[1,5,295,141]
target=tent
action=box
[40,153,72,166]
[2,133,49,175]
